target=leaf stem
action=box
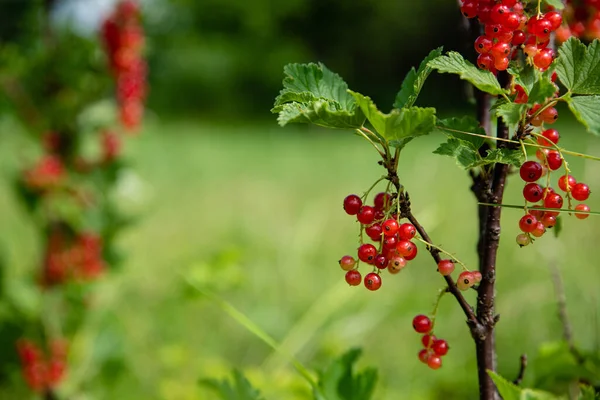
[413,236,471,272]
[355,128,385,157]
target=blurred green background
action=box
[1,0,599,399]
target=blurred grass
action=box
[0,114,599,399]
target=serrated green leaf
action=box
[488,371,522,400]
[433,137,481,169]
[495,101,527,130]
[578,385,597,400]
[428,51,506,95]
[529,76,557,105]
[509,65,537,94]
[394,47,443,108]
[200,370,265,400]
[484,148,524,167]
[314,348,378,400]
[544,0,564,9]
[437,116,486,149]
[350,91,435,147]
[272,63,365,129]
[556,38,600,94]
[567,95,600,135]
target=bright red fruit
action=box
[437,259,455,276]
[572,183,590,201]
[574,204,590,220]
[523,183,543,203]
[345,270,361,286]
[412,314,432,334]
[519,214,538,233]
[374,192,391,210]
[558,175,576,192]
[520,161,543,182]
[398,223,416,240]
[432,339,449,356]
[382,219,399,236]
[357,206,376,224]
[343,194,362,215]
[427,355,443,370]
[364,272,382,291]
[357,244,377,264]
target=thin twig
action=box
[512,354,528,385]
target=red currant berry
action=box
[457,271,475,291]
[357,206,375,225]
[538,128,560,146]
[544,192,564,209]
[437,259,455,276]
[412,314,432,334]
[534,48,555,69]
[541,214,557,228]
[418,349,431,363]
[572,183,590,201]
[427,355,442,370]
[523,183,544,203]
[432,339,449,356]
[475,35,493,54]
[343,195,362,215]
[396,240,415,257]
[520,161,543,182]
[374,192,391,210]
[490,4,510,24]
[339,255,356,271]
[519,214,538,233]
[531,221,546,237]
[422,334,436,348]
[472,271,482,283]
[382,219,399,236]
[530,206,545,219]
[504,12,521,30]
[387,256,407,274]
[541,106,558,123]
[358,243,377,264]
[546,151,562,171]
[512,30,527,45]
[404,242,418,261]
[383,235,398,251]
[516,233,531,247]
[494,56,510,71]
[365,223,383,241]
[491,42,511,59]
[545,11,563,31]
[345,270,361,286]
[501,0,518,6]
[558,175,576,192]
[477,53,494,70]
[574,204,590,220]
[374,254,388,269]
[461,2,478,18]
[398,223,416,240]
[364,272,382,291]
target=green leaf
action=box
[428,51,506,95]
[484,148,524,167]
[544,0,565,9]
[578,385,597,400]
[556,38,600,95]
[528,76,557,105]
[200,370,265,400]
[488,371,522,400]
[313,348,378,400]
[567,95,600,135]
[437,116,486,149]
[509,64,537,94]
[434,138,523,169]
[495,100,527,131]
[350,91,436,147]
[394,47,443,108]
[272,63,365,129]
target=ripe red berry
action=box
[432,339,449,356]
[531,221,546,237]
[365,223,383,241]
[512,30,526,46]
[398,223,416,240]
[574,204,590,220]
[422,334,436,348]
[387,256,407,274]
[374,254,388,270]
[545,11,563,31]
[357,206,375,224]
[457,271,475,291]
[382,219,399,236]
[544,192,564,209]
[558,175,576,192]
[339,255,356,271]
[523,183,544,203]
[541,106,558,123]
[418,349,431,363]
[546,151,562,170]
[572,183,590,201]
[461,1,478,18]
[475,35,493,53]
[520,161,543,182]
[427,355,442,370]
[374,192,392,210]
[357,243,377,264]
[538,129,560,146]
[437,259,455,276]
[382,235,398,251]
[412,314,432,334]
[343,195,362,215]
[541,214,557,228]
[533,48,555,69]
[519,214,538,233]
[345,270,361,286]
[477,53,494,70]
[403,242,418,261]
[364,272,382,291]
[396,240,415,257]
[494,56,510,71]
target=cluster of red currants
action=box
[461,0,562,71]
[412,315,449,370]
[23,154,64,191]
[101,0,147,130]
[338,192,419,291]
[437,259,482,290]
[43,230,106,286]
[16,339,68,392]
[557,0,600,41]
[517,133,591,246]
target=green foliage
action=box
[433,137,523,169]
[428,51,506,95]
[201,370,265,400]
[488,371,562,400]
[566,95,600,135]
[271,63,365,129]
[437,116,486,148]
[528,75,557,106]
[556,39,600,95]
[350,91,436,148]
[313,348,378,400]
[495,101,527,130]
[544,0,564,9]
[394,47,443,109]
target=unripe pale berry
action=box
[339,255,356,271]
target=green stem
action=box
[413,237,471,272]
[479,202,600,215]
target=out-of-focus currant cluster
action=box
[557,0,600,41]
[461,0,562,71]
[101,0,147,130]
[16,339,68,393]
